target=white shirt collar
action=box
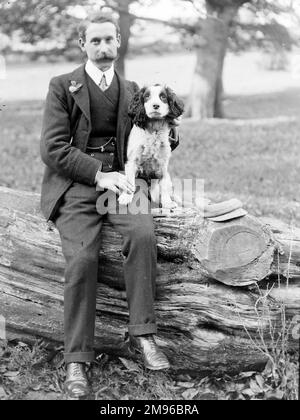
[85,60,115,88]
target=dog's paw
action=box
[118,193,134,206]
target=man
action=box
[40,12,179,399]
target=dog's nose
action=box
[153,104,160,110]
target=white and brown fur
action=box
[119,84,184,208]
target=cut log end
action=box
[192,215,275,286]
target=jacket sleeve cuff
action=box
[72,156,103,185]
[94,163,103,184]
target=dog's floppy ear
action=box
[128,87,148,129]
[165,86,185,120]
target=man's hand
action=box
[95,171,135,195]
[173,116,182,127]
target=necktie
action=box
[99,74,108,91]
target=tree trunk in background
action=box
[187,3,239,119]
[115,0,134,76]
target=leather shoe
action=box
[129,334,170,371]
[64,362,90,399]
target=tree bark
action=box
[0,187,299,374]
[186,3,239,119]
[115,0,134,76]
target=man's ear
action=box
[78,38,86,52]
[117,34,121,48]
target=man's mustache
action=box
[97,53,116,60]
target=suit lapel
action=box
[68,64,91,124]
[68,65,131,169]
[115,70,130,170]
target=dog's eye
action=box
[159,93,167,102]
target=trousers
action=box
[54,157,158,364]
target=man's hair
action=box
[78,11,121,41]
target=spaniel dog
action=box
[118,84,184,208]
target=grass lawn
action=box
[0,88,299,223]
[0,62,299,400]
[172,89,300,224]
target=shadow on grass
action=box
[224,88,300,120]
[4,87,300,119]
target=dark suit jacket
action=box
[40,63,179,221]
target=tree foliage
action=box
[0,0,79,44]
[178,0,295,51]
[0,0,296,57]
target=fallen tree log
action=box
[0,187,299,374]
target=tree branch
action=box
[234,20,294,47]
[206,0,250,8]
[102,0,201,33]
